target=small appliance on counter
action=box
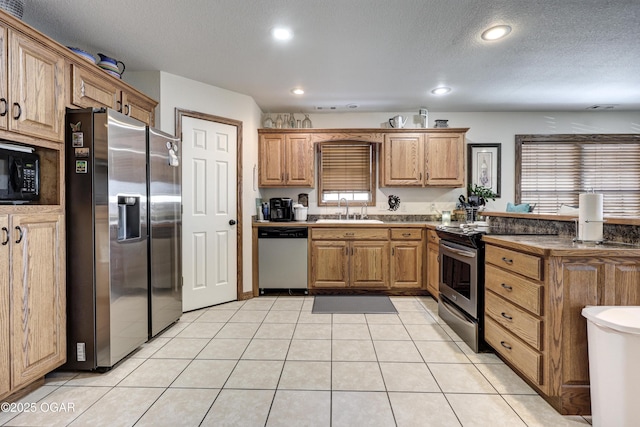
[293,203,308,221]
[269,197,293,221]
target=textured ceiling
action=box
[21,0,640,112]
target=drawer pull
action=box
[501,257,514,265]
[500,341,512,350]
[345,232,355,236]
[501,312,513,321]
[402,233,411,237]
[501,283,513,291]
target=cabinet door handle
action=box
[0,98,7,116]
[419,172,422,181]
[116,100,122,112]
[501,312,513,321]
[501,257,514,265]
[12,102,21,120]
[500,341,512,350]
[124,104,130,116]
[1,227,8,245]
[392,247,395,256]
[15,226,23,244]
[501,283,513,291]
[345,246,348,255]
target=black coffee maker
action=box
[269,197,293,221]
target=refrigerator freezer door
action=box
[99,110,149,367]
[148,127,182,337]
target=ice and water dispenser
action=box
[117,195,141,241]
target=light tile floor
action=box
[0,296,592,427]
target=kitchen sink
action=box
[315,219,384,224]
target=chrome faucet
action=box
[338,198,349,220]
[361,202,368,219]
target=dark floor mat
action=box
[312,295,398,314]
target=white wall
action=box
[262,111,640,215]
[126,71,263,295]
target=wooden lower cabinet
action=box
[484,239,640,415]
[310,239,389,288]
[426,230,440,298]
[0,212,66,400]
[310,227,429,291]
[390,228,424,289]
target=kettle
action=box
[389,115,407,128]
[97,53,126,77]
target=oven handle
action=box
[441,243,476,258]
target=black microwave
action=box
[0,146,40,203]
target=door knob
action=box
[229,219,236,226]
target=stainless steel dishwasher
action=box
[258,227,308,294]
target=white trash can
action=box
[582,306,640,427]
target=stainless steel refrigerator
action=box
[147,127,182,338]
[64,108,149,370]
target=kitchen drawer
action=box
[426,229,440,244]
[312,228,389,240]
[485,290,542,350]
[390,228,422,240]
[485,316,543,386]
[485,264,543,315]
[485,245,542,280]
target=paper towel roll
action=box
[579,193,603,241]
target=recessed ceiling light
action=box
[431,87,451,95]
[272,27,293,41]
[291,88,304,95]
[481,25,512,41]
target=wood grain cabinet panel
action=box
[0,216,9,398]
[485,291,542,350]
[424,133,464,186]
[351,241,389,288]
[10,213,65,390]
[8,30,65,142]
[486,245,542,281]
[380,130,466,187]
[390,240,423,288]
[485,263,543,315]
[426,230,440,298]
[258,132,314,187]
[310,240,348,288]
[70,63,156,126]
[485,316,543,385]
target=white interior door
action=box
[182,116,237,311]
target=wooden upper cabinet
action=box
[425,133,465,186]
[381,133,424,186]
[380,130,466,187]
[8,29,65,142]
[121,89,156,126]
[71,63,118,109]
[258,132,314,187]
[70,63,156,126]
[0,24,7,131]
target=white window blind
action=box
[318,142,374,204]
[517,135,640,215]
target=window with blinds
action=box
[318,142,375,205]
[516,135,640,215]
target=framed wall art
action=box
[467,143,501,197]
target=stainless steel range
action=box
[436,225,486,352]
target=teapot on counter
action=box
[388,115,407,128]
[97,53,126,78]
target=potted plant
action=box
[467,184,498,207]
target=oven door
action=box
[439,240,478,318]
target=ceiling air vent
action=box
[314,104,358,111]
[586,105,618,110]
